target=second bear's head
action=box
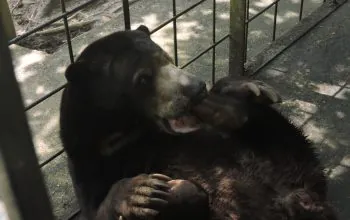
[64,25,207,135]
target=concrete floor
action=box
[5,0,349,219]
[254,2,350,218]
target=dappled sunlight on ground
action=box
[254,4,350,215]
[13,49,46,82]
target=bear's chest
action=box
[109,133,276,184]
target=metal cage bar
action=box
[299,0,305,21]
[60,0,75,63]
[21,0,208,114]
[243,0,249,62]
[272,1,279,41]
[229,0,246,76]
[8,0,96,45]
[123,0,131,30]
[247,0,280,23]
[212,0,217,83]
[0,19,55,220]
[150,0,207,34]
[172,0,179,66]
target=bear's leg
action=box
[281,188,337,220]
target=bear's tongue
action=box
[168,116,201,133]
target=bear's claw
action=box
[113,173,172,220]
[211,77,282,105]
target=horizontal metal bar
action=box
[150,0,207,34]
[8,0,96,45]
[0,19,55,220]
[181,34,229,69]
[25,84,66,111]
[247,0,280,23]
[39,149,64,168]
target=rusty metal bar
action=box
[0,19,55,220]
[229,0,246,76]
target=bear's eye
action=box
[134,69,153,87]
[139,75,152,86]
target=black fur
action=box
[59,26,336,220]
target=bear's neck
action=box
[60,87,151,150]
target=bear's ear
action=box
[64,61,89,83]
[136,25,150,36]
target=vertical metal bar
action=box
[272,1,278,41]
[1,0,16,41]
[122,0,131,30]
[244,0,249,62]
[0,19,55,220]
[60,0,74,63]
[212,0,216,83]
[229,0,246,76]
[172,0,178,66]
[299,0,304,21]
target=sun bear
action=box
[59,25,337,220]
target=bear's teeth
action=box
[168,116,201,133]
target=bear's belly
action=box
[144,138,281,219]
[111,132,322,220]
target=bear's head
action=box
[64,25,207,135]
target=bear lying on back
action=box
[59,25,337,220]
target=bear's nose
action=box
[183,80,208,105]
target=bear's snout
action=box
[182,79,208,105]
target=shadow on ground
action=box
[254,2,350,219]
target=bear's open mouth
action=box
[158,115,202,134]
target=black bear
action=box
[59,25,337,220]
